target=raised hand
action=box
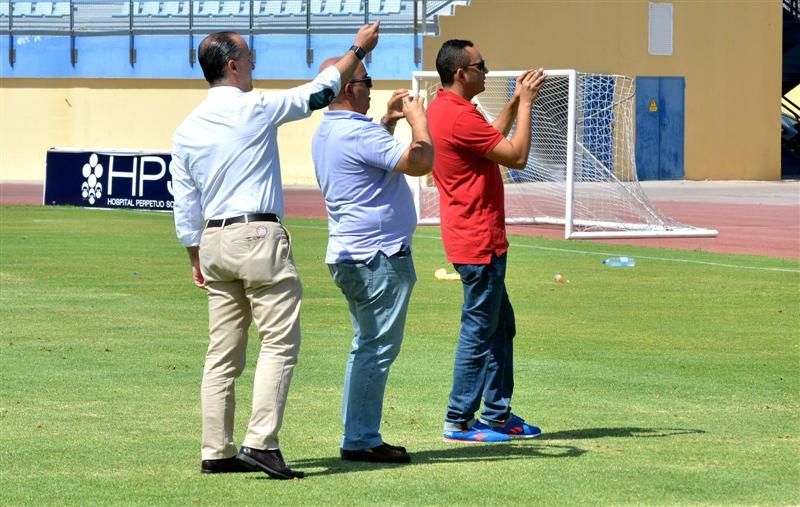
[402,95,426,127]
[518,68,545,104]
[384,89,410,125]
[354,20,380,53]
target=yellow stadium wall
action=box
[425,0,782,180]
[0,78,409,184]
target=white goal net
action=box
[411,70,718,239]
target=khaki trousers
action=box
[198,220,302,460]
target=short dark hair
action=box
[198,32,244,85]
[436,39,473,87]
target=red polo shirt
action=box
[426,88,507,264]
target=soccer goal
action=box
[410,70,718,239]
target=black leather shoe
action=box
[237,446,305,480]
[381,441,407,453]
[340,443,411,463]
[200,456,254,474]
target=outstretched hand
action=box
[354,20,380,53]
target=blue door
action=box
[635,77,685,180]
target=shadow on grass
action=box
[284,442,585,477]
[272,426,705,477]
[538,427,706,440]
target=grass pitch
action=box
[0,206,798,505]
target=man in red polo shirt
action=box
[426,39,545,442]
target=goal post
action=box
[410,70,718,239]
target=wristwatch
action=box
[350,45,366,60]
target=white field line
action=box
[288,225,800,274]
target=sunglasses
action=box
[348,76,373,88]
[463,59,487,72]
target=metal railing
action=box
[1,0,467,67]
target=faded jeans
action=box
[329,249,416,450]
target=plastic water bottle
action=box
[602,256,636,267]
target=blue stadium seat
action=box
[310,0,322,14]
[342,0,361,15]
[0,2,8,17]
[260,0,282,16]
[380,0,400,15]
[13,2,35,16]
[36,1,54,15]
[219,0,242,16]
[322,0,341,15]
[196,0,220,16]
[51,1,70,16]
[162,1,187,16]
[138,1,162,16]
[283,0,304,16]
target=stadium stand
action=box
[8,0,469,26]
[0,0,467,80]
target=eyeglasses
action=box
[348,76,373,88]
[463,59,487,72]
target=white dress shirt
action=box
[170,65,342,247]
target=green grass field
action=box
[1,206,798,506]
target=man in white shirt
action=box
[311,59,432,463]
[169,24,379,479]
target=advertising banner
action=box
[44,149,174,211]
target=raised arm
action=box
[266,22,381,124]
[381,89,410,135]
[334,21,381,86]
[393,96,433,177]
[486,68,545,169]
[491,71,528,135]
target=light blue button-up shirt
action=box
[170,66,342,247]
[312,110,415,264]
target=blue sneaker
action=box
[443,424,510,443]
[474,413,542,439]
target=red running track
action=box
[3,183,798,259]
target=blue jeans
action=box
[329,250,416,450]
[444,253,516,432]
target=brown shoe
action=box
[237,446,305,480]
[200,456,254,474]
[340,443,411,463]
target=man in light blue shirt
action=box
[312,59,433,463]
